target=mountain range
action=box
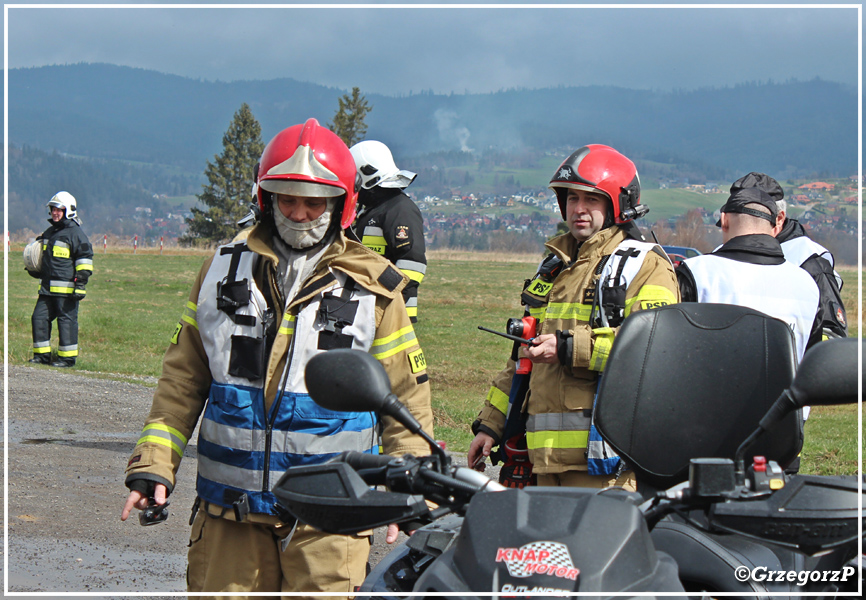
[5,63,859,234]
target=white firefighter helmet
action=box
[47,191,78,221]
[23,240,43,274]
[350,140,416,190]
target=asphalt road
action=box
[3,364,487,598]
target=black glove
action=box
[72,287,86,300]
[498,435,537,489]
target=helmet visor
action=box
[260,179,345,198]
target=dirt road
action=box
[4,365,483,598]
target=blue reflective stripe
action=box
[198,381,379,514]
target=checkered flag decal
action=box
[504,541,575,578]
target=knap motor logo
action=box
[495,541,579,580]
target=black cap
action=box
[716,187,779,227]
[730,172,784,201]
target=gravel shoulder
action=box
[3,364,484,598]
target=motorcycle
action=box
[274,304,862,597]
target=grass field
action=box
[4,247,861,475]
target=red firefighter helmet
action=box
[548,145,647,227]
[257,118,359,229]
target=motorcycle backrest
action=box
[595,303,803,490]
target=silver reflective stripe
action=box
[271,427,375,455]
[75,258,93,267]
[33,340,51,348]
[50,279,75,288]
[53,241,70,249]
[198,454,261,490]
[395,259,427,274]
[58,344,78,352]
[527,412,593,432]
[202,418,375,455]
[405,297,418,308]
[364,226,384,236]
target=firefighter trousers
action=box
[31,295,79,359]
[536,469,637,491]
[187,509,371,600]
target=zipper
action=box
[262,260,292,494]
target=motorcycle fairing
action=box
[412,487,683,594]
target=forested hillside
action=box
[7,144,194,235]
[8,64,858,178]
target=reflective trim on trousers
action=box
[57,344,79,357]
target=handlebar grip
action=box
[337,451,395,471]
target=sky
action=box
[3,1,861,96]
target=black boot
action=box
[28,355,51,365]
[50,358,76,368]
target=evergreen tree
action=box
[329,87,372,146]
[182,103,264,245]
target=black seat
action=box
[595,303,802,490]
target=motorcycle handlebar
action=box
[335,451,396,471]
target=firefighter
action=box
[350,140,427,322]
[467,145,680,490]
[28,191,93,367]
[120,119,434,598]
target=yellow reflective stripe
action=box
[75,263,93,271]
[33,346,51,354]
[589,327,615,371]
[137,435,183,457]
[487,386,509,415]
[139,423,188,458]
[627,285,678,316]
[57,348,78,357]
[528,306,546,323]
[405,305,418,318]
[526,429,590,450]
[545,302,593,321]
[279,313,296,335]
[74,288,86,296]
[370,326,417,359]
[49,285,74,293]
[362,235,387,255]
[181,301,198,329]
[144,422,189,445]
[400,268,425,283]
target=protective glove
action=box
[498,434,537,489]
[72,286,86,300]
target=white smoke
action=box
[434,108,473,152]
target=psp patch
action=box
[170,322,182,344]
[640,299,669,310]
[395,225,410,240]
[408,348,427,373]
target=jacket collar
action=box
[545,226,626,263]
[712,233,785,265]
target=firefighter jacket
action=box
[776,218,847,339]
[35,217,93,297]
[353,189,427,322]
[677,233,821,363]
[125,224,434,520]
[473,226,679,475]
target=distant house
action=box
[798,182,834,191]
